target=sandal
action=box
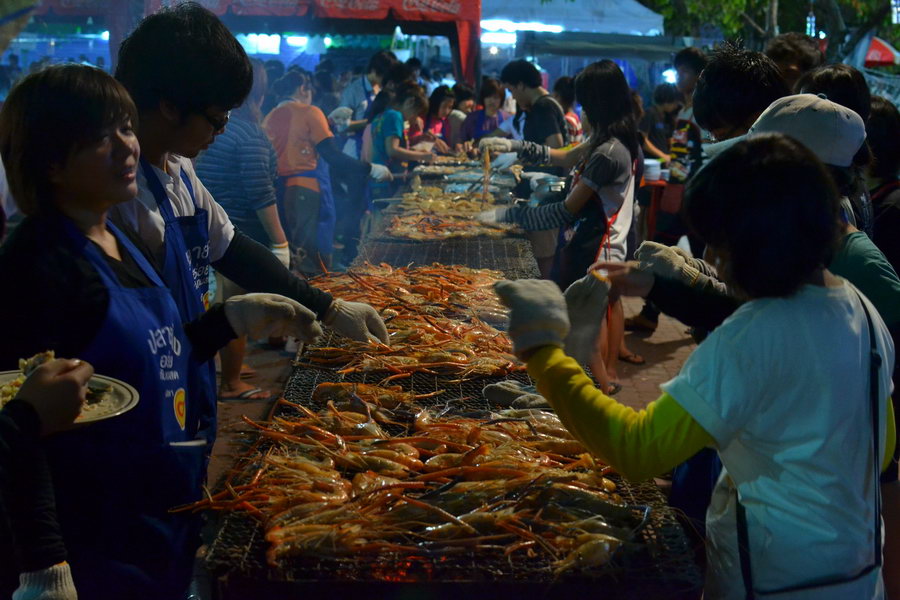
[618,352,646,365]
[219,387,272,401]
[606,382,622,396]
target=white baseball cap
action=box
[747,93,866,167]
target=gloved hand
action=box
[368,163,393,183]
[16,359,93,436]
[563,273,610,364]
[634,241,702,287]
[328,107,353,133]
[494,280,570,359]
[270,241,291,269]
[482,380,550,408]
[492,152,518,170]
[478,137,523,153]
[324,299,390,344]
[13,562,77,600]
[224,293,322,342]
[476,207,510,224]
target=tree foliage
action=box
[635,0,894,61]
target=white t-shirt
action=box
[664,281,893,599]
[109,154,235,264]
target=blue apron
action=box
[276,160,336,257]
[46,218,205,600]
[140,158,217,441]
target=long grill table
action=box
[206,364,702,599]
[206,181,700,598]
[354,237,540,280]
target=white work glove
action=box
[328,107,353,133]
[482,380,550,408]
[13,562,77,600]
[324,299,390,344]
[270,242,291,269]
[224,293,322,342]
[523,172,554,190]
[634,241,702,287]
[369,163,393,183]
[476,207,510,224]
[494,279,570,359]
[478,137,521,153]
[563,273,610,364]
[492,152,518,170]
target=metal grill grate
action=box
[353,238,540,279]
[206,364,702,596]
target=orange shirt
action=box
[262,100,332,191]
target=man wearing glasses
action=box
[110,4,389,364]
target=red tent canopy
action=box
[145,0,480,84]
[865,36,900,68]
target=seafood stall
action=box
[199,175,703,599]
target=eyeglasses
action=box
[203,109,231,132]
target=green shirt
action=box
[830,230,900,328]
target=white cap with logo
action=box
[747,93,866,167]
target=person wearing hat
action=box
[497,132,895,599]
[604,94,900,456]
[595,94,900,596]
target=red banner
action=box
[143,0,480,83]
[34,0,113,15]
[146,0,476,21]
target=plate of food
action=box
[0,352,140,424]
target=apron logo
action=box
[174,388,186,431]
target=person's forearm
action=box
[182,303,236,363]
[502,201,576,231]
[255,204,287,246]
[526,346,713,481]
[316,137,371,178]
[212,230,333,319]
[545,133,565,149]
[517,140,588,170]
[642,138,669,161]
[390,147,431,162]
[0,401,40,489]
[550,142,591,169]
[0,401,67,571]
[647,274,741,331]
[346,120,367,133]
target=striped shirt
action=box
[195,116,278,245]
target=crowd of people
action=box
[0,2,898,597]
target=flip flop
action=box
[219,387,272,401]
[606,382,622,396]
[619,352,646,365]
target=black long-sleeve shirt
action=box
[0,401,66,595]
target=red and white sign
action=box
[865,36,900,68]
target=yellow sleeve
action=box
[884,399,896,473]
[527,346,715,481]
